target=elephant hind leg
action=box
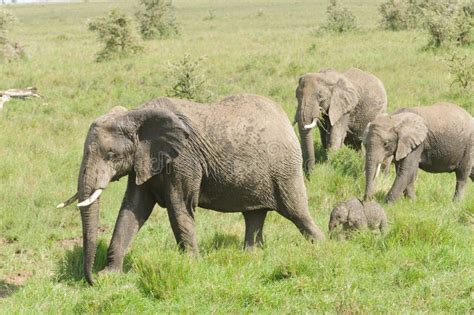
[454,152,472,201]
[454,168,470,201]
[243,210,268,250]
[273,177,325,242]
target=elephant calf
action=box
[328,198,388,237]
[363,103,473,202]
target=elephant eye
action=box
[106,151,118,161]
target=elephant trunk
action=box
[296,94,320,174]
[364,148,383,201]
[77,159,102,286]
[299,128,315,174]
[79,197,99,286]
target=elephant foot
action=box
[98,264,122,275]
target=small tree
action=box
[0,9,14,48]
[379,0,420,30]
[444,49,473,91]
[135,0,179,40]
[419,0,473,48]
[0,8,24,62]
[323,0,357,33]
[88,9,143,62]
[167,54,211,102]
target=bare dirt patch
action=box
[3,270,33,287]
[58,237,82,251]
[0,237,17,245]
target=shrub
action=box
[379,0,420,30]
[203,9,216,21]
[88,9,143,62]
[135,0,179,39]
[0,8,20,61]
[167,54,212,102]
[322,0,357,33]
[419,0,473,48]
[444,49,473,91]
[328,146,364,179]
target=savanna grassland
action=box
[0,0,473,313]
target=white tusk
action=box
[77,189,103,207]
[303,119,317,130]
[56,192,78,208]
[374,163,381,179]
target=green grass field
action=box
[0,0,473,313]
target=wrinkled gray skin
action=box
[295,68,387,174]
[63,94,325,285]
[363,103,474,203]
[328,198,388,237]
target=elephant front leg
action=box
[105,179,156,272]
[243,210,268,250]
[165,187,199,253]
[167,206,198,253]
[328,115,349,150]
[386,152,420,203]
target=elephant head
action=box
[328,202,350,234]
[328,199,365,236]
[60,103,190,284]
[295,70,359,173]
[362,111,428,201]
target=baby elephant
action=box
[328,198,387,237]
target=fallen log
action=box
[0,87,40,98]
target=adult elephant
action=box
[363,103,473,203]
[58,94,325,285]
[295,68,388,174]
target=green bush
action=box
[88,9,143,62]
[135,0,179,39]
[444,49,473,91]
[0,8,19,61]
[419,0,473,48]
[167,54,212,102]
[379,0,420,30]
[322,0,357,33]
[328,147,364,179]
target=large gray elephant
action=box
[363,103,473,203]
[295,68,388,173]
[58,94,325,285]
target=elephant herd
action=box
[57,67,473,285]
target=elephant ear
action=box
[129,108,191,185]
[328,77,359,126]
[394,113,428,161]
